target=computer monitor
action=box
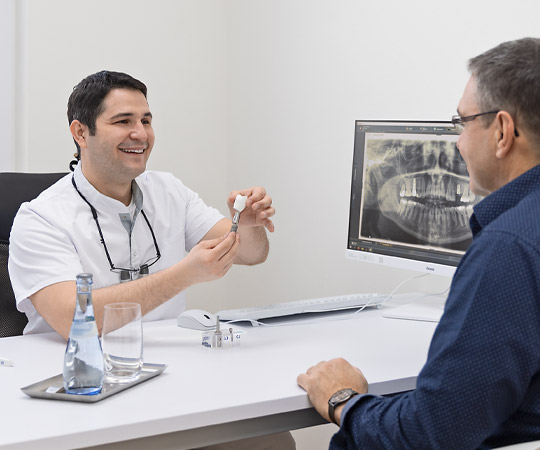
[347,120,481,279]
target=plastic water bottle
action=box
[63,273,104,395]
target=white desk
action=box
[0,309,437,449]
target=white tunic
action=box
[8,164,224,334]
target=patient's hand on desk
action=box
[297,358,368,425]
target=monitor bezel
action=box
[346,119,468,278]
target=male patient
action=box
[9,71,295,450]
[298,37,540,449]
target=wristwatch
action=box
[328,388,359,425]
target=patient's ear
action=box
[494,111,516,159]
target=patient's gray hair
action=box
[468,37,540,147]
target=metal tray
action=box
[21,363,167,403]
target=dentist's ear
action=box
[70,120,88,150]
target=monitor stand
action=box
[380,292,447,323]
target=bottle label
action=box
[69,320,99,339]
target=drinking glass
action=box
[101,302,143,383]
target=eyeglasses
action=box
[451,110,520,137]
[72,176,161,280]
[451,110,500,133]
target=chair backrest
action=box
[0,172,67,337]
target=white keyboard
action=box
[217,293,386,322]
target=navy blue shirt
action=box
[333,164,540,449]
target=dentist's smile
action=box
[119,146,146,154]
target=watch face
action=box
[331,388,354,403]
[328,388,359,425]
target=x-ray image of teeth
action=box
[360,137,481,251]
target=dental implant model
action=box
[231,194,247,232]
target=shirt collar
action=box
[470,163,540,235]
[73,162,144,214]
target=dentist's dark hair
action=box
[67,71,147,171]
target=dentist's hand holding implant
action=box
[227,187,275,233]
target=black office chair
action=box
[0,172,67,337]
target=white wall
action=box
[218,0,540,312]
[16,0,540,310]
[11,2,540,448]
[0,0,15,171]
